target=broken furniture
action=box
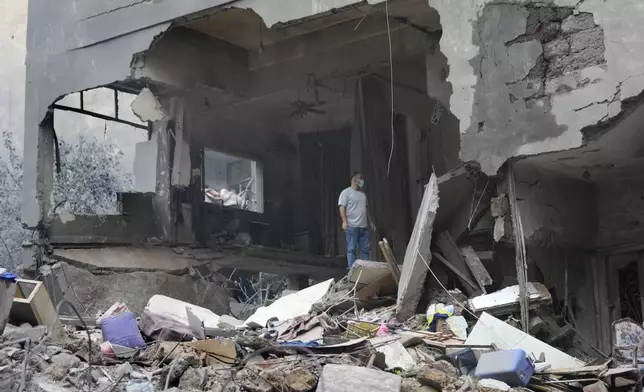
[612,317,644,366]
[9,279,57,327]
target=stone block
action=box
[545,74,579,95]
[543,38,570,59]
[556,8,574,21]
[316,364,401,392]
[570,27,604,53]
[583,381,608,392]
[548,46,604,76]
[561,13,596,34]
[50,353,80,371]
[179,367,207,391]
[540,22,561,42]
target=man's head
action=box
[351,172,364,189]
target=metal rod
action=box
[114,89,119,120]
[18,338,31,392]
[52,104,148,130]
[55,299,92,392]
[508,162,530,332]
[80,91,84,110]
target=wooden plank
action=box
[396,174,439,321]
[432,252,479,291]
[460,245,493,291]
[10,279,57,327]
[0,280,16,335]
[379,238,400,283]
[436,231,478,294]
[638,253,644,331]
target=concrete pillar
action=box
[21,112,55,273]
[286,274,309,290]
[152,117,174,241]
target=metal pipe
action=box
[52,104,148,130]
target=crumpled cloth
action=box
[426,303,454,332]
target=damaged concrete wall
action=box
[527,245,598,348]
[429,0,644,175]
[22,0,387,227]
[48,261,230,316]
[132,27,250,91]
[513,162,596,249]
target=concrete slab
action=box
[53,247,192,274]
[316,364,402,392]
[50,261,230,316]
[396,174,439,321]
[348,260,391,285]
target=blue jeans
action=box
[346,226,370,268]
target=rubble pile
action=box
[0,264,623,392]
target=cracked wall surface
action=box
[514,162,596,248]
[429,0,644,175]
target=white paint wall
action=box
[0,0,27,152]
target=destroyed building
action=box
[18,0,644,367]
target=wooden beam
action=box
[436,231,478,294]
[461,245,493,292]
[432,252,479,291]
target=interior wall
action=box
[596,173,644,250]
[185,90,301,247]
[511,162,600,349]
[514,162,597,249]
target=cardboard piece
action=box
[187,338,237,365]
[244,278,334,328]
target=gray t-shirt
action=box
[338,187,368,228]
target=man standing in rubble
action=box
[338,172,376,268]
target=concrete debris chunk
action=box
[369,336,417,371]
[417,365,459,390]
[477,379,511,392]
[131,88,166,122]
[50,352,81,371]
[348,260,392,285]
[468,283,551,316]
[316,364,402,392]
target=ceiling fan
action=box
[289,89,327,118]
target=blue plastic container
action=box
[474,349,535,387]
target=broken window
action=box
[53,87,149,215]
[203,149,264,213]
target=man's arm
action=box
[338,190,349,232]
[339,206,348,232]
[368,209,376,232]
